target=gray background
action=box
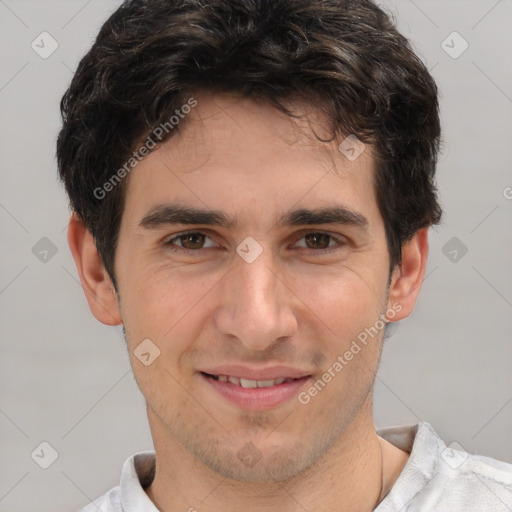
[1,0,511,510]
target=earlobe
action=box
[386,228,429,322]
[67,214,123,326]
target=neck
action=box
[144,397,408,512]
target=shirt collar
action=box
[375,422,443,510]
[120,451,159,512]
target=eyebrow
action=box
[138,203,369,233]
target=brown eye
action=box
[294,232,345,256]
[165,231,218,252]
[303,233,333,250]
[177,233,206,250]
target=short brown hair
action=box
[57,0,443,291]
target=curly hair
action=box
[57,0,443,291]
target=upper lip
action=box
[200,365,312,381]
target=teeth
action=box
[212,375,295,388]
[257,379,276,388]
[240,378,258,388]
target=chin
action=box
[192,437,322,484]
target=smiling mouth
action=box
[201,371,308,388]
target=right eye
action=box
[164,231,219,253]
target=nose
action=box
[213,246,298,351]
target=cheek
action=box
[295,265,385,331]
[119,271,201,400]
[302,273,384,400]
[293,266,387,393]
[121,268,217,354]
[119,238,388,354]
[123,258,385,337]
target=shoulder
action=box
[437,443,512,511]
[377,422,512,512]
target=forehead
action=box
[155,92,368,172]
[122,92,379,230]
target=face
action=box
[112,93,399,482]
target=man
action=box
[57,0,512,510]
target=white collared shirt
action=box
[77,422,512,511]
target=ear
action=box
[67,214,122,326]
[386,227,429,321]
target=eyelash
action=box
[164,230,346,256]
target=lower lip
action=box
[201,373,311,410]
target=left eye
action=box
[164,231,344,254]
[295,232,340,251]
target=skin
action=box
[68,92,428,512]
